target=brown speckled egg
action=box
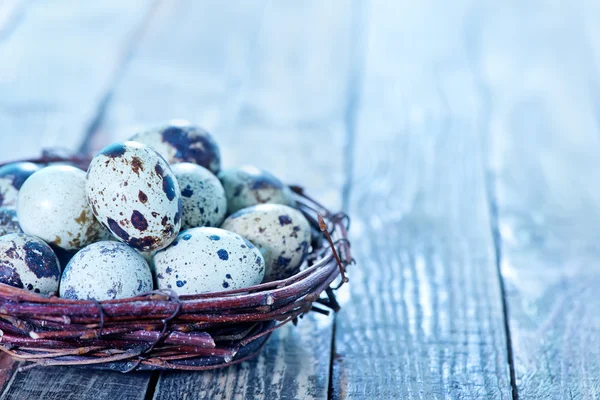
[17,166,108,251]
[218,166,295,215]
[86,142,182,252]
[0,162,41,208]
[59,241,153,301]
[0,207,22,236]
[221,204,311,281]
[154,227,264,295]
[171,163,227,229]
[129,120,221,174]
[0,233,61,295]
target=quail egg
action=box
[0,207,22,236]
[59,241,153,301]
[86,141,182,252]
[154,227,264,295]
[17,165,108,251]
[0,233,61,295]
[221,204,311,281]
[171,163,227,229]
[0,162,40,208]
[218,166,294,214]
[130,120,221,174]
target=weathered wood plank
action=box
[87,1,354,398]
[0,367,153,400]
[484,1,600,398]
[0,0,28,39]
[153,313,333,400]
[0,0,157,161]
[0,0,158,398]
[331,1,513,398]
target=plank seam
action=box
[485,170,519,400]
[0,361,20,400]
[330,0,368,398]
[77,0,163,154]
[145,371,160,400]
[0,0,31,42]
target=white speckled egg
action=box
[17,166,108,251]
[154,227,264,295]
[0,233,61,295]
[0,207,22,236]
[171,163,227,229]
[129,120,221,174]
[221,204,311,282]
[59,241,153,300]
[218,166,294,215]
[0,162,41,208]
[86,141,182,252]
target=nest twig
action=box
[0,155,352,372]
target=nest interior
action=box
[0,155,352,372]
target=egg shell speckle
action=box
[18,166,108,251]
[221,204,311,281]
[0,207,22,236]
[218,166,295,215]
[171,163,227,229]
[86,141,182,252]
[0,233,61,295]
[154,227,264,295]
[130,121,221,174]
[0,162,41,208]
[59,241,153,301]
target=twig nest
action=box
[221,204,311,281]
[0,207,22,236]
[170,163,227,229]
[0,162,40,208]
[129,120,221,174]
[86,142,183,252]
[154,227,265,295]
[0,233,61,295]
[17,165,108,251]
[59,241,153,301]
[218,166,295,215]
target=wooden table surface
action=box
[1,1,599,399]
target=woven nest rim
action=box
[0,154,352,372]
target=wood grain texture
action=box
[0,367,153,400]
[153,314,333,400]
[331,1,513,398]
[0,0,157,161]
[482,1,600,398]
[0,0,28,40]
[0,0,158,398]
[87,1,355,398]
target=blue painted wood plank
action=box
[331,1,513,398]
[0,0,156,161]
[483,1,600,398]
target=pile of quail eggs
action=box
[0,121,311,301]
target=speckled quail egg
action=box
[17,165,108,251]
[171,163,227,229]
[129,120,221,174]
[59,241,153,301]
[218,166,295,215]
[0,162,41,208]
[221,204,311,281]
[0,207,22,236]
[154,227,264,295]
[86,141,182,252]
[0,233,61,295]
